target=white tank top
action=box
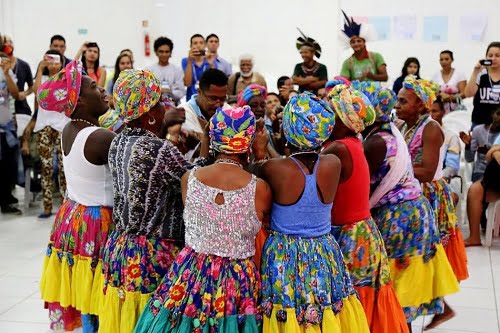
[63,126,113,207]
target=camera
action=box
[480,59,492,66]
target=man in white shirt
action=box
[206,34,232,77]
[146,37,185,104]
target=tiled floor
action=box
[0,189,499,333]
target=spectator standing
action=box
[227,54,266,103]
[432,50,467,113]
[206,33,232,77]
[146,37,185,104]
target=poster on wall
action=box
[459,15,487,42]
[393,15,417,40]
[368,16,391,40]
[423,16,448,42]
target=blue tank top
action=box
[270,155,333,237]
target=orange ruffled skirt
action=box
[331,217,409,333]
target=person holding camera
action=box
[465,42,500,128]
[461,108,500,182]
[29,50,69,218]
[182,34,216,101]
[0,41,21,214]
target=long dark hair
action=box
[486,42,500,55]
[112,54,132,84]
[81,42,100,73]
[400,57,421,78]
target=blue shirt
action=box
[215,57,232,77]
[181,58,210,101]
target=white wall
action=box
[2,0,499,93]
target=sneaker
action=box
[38,212,53,219]
[1,205,22,215]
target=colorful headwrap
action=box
[113,69,161,122]
[325,76,351,95]
[37,60,83,117]
[237,84,267,107]
[283,92,335,150]
[296,28,322,58]
[328,84,376,133]
[98,108,124,132]
[209,106,256,154]
[402,76,440,111]
[351,80,396,123]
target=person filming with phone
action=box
[465,42,500,128]
[27,50,69,218]
[182,34,216,101]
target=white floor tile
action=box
[429,306,499,333]
[0,320,47,333]
[0,276,39,298]
[0,297,24,315]
[0,298,48,323]
[447,287,496,310]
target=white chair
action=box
[485,200,500,247]
[442,109,472,226]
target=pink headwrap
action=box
[237,84,267,107]
[37,60,83,117]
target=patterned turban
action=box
[113,69,161,122]
[209,106,256,154]
[328,84,376,133]
[351,80,396,123]
[37,60,83,117]
[402,76,440,111]
[237,84,267,107]
[283,92,335,150]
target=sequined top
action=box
[109,127,207,239]
[370,131,422,207]
[183,167,261,259]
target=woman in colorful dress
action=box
[38,60,116,332]
[396,77,468,330]
[99,69,210,332]
[134,105,273,333]
[322,83,408,333]
[361,80,459,332]
[260,92,369,332]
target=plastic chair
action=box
[485,201,500,247]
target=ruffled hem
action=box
[40,249,104,315]
[444,227,469,281]
[355,284,409,333]
[99,285,152,333]
[262,294,369,333]
[389,244,459,308]
[134,307,260,333]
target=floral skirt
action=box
[331,217,409,333]
[372,196,459,322]
[100,230,181,333]
[134,246,261,333]
[422,179,469,281]
[39,199,113,331]
[260,231,369,333]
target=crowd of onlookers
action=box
[0,31,499,247]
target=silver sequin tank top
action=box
[184,168,261,259]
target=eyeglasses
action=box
[201,91,227,103]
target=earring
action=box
[148,116,156,125]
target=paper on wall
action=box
[368,16,391,40]
[393,15,417,40]
[423,16,448,42]
[459,15,488,42]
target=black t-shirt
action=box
[472,69,500,126]
[13,58,34,115]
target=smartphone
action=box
[197,49,206,56]
[46,54,61,63]
[480,59,492,66]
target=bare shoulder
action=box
[88,128,116,146]
[319,153,341,167]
